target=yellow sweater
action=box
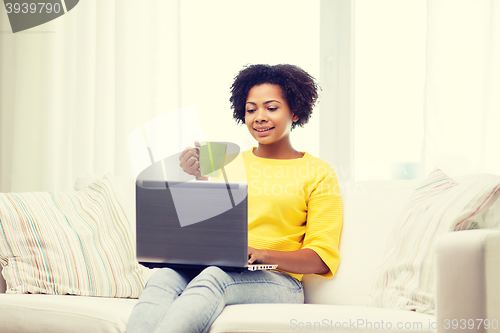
[211,147,342,281]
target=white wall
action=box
[0,0,321,192]
[178,0,320,156]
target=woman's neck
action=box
[253,144,303,160]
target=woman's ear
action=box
[292,113,299,123]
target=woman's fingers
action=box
[248,247,258,264]
[184,152,198,168]
[179,146,202,177]
[179,146,196,162]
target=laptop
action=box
[136,179,278,272]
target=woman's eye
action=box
[246,109,255,113]
[268,107,278,111]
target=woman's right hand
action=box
[179,140,208,180]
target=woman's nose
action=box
[255,109,267,122]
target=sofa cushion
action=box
[0,295,436,333]
[0,294,137,333]
[209,303,437,333]
[0,175,145,297]
[368,169,500,314]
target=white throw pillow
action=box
[0,175,145,297]
[368,169,500,314]
[74,173,158,282]
[74,174,136,228]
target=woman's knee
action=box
[199,266,227,276]
[187,266,232,293]
[145,268,190,291]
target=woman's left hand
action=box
[248,247,268,264]
[247,247,330,275]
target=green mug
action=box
[199,142,227,177]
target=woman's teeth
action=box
[255,127,274,132]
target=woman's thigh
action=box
[186,266,304,305]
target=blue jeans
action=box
[126,266,304,333]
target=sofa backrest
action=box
[302,180,418,306]
[86,175,418,307]
[0,175,418,298]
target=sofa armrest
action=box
[436,229,500,333]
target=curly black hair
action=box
[230,64,319,131]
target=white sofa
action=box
[1,177,499,333]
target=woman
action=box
[126,64,342,333]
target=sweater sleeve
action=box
[301,166,343,278]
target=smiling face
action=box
[245,84,299,148]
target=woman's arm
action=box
[248,247,329,275]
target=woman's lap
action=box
[126,266,303,333]
[211,267,304,305]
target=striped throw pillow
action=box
[0,175,145,297]
[368,169,500,314]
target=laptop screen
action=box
[136,180,248,269]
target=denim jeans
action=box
[126,266,304,333]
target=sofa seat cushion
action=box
[209,304,437,333]
[0,294,137,333]
[0,294,437,333]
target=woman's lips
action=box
[254,127,275,136]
